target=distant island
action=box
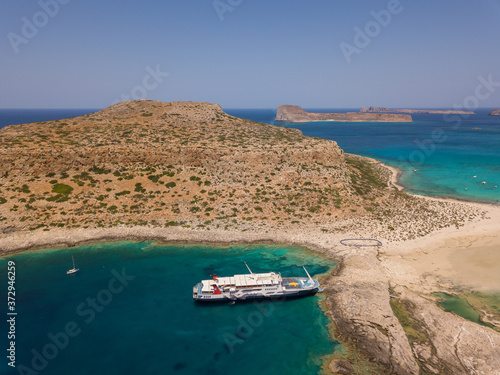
[489,109,500,116]
[276,105,412,123]
[360,106,474,115]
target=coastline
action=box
[4,156,497,293]
[2,156,500,373]
[0,225,341,257]
[369,156,500,207]
[365,157,500,292]
[0,155,495,256]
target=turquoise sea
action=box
[0,242,338,375]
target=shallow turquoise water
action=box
[0,242,339,375]
[434,292,492,328]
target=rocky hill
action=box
[276,105,412,123]
[0,100,479,240]
[361,106,474,115]
[489,109,500,116]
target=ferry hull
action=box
[194,287,320,302]
[193,275,322,302]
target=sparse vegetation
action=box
[52,183,73,195]
[0,100,484,238]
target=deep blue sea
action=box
[0,243,338,375]
[0,109,99,128]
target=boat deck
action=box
[282,277,302,289]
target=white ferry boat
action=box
[193,263,322,302]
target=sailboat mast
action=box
[244,262,253,274]
[303,266,313,281]
[72,256,75,269]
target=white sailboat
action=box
[67,256,79,274]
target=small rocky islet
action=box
[275,105,412,123]
[360,106,475,115]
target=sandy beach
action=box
[383,222,500,293]
[373,160,500,293]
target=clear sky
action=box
[1,0,500,109]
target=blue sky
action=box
[1,0,499,108]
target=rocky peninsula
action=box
[489,109,500,116]
[1,100,499,374]
[276,105,412,123]
[361,106,474,115]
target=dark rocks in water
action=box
[203,266,216,273]
[173,362,186,371]
[329,359,355,374]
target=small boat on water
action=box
[193,262,322,302]
[67,256,79,274]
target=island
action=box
[275,105,412,123]
[489,109,500,116]
[1,100,499,374]
[361,106,474,115]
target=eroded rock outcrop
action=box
[327,252,420,374]
[489,109,500,116]
[327,245,500,375]
[394,287,500,374]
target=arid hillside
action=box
[0,100,482,239]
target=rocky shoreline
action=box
[490,109,500,116]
